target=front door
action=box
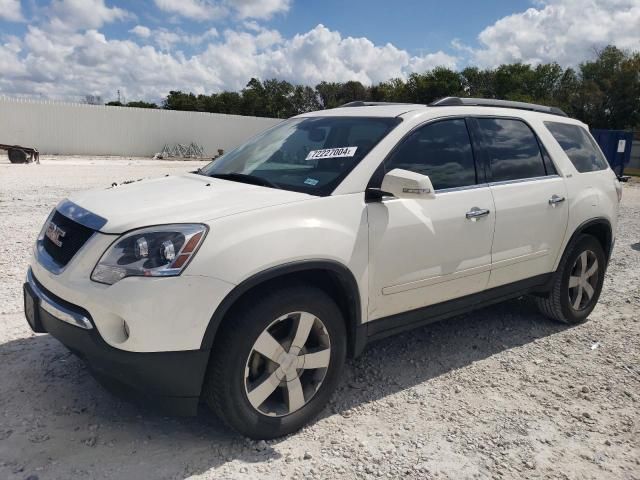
[367,118,495,321]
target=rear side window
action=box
[544,122,609,172]
[541,145,557,175]
[476,118,546,182]
[384,118,477,190]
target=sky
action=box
[0,0,639,103]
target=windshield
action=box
[200,116,401,195]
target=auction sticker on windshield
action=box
[306,147,357,160]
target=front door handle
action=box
[465,207,490,220]
[549,194,566,206]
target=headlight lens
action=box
[91,224,207,285]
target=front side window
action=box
[476,118,546,182]
[383,118,477,190]
[200,116,401,195]
[544,122,609,173]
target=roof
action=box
[296,97,572,120]
[297,103,426,118]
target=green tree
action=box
[289,85,321,115]
[577,46,640,129]
[460,67,495,98]
[405,68,464,104]
[315,81,342,109]
[126,100,157,108]
[163,91,199,111]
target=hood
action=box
[67,173,312,234]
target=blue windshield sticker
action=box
[304,178,319,186]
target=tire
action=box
[536,234,606,324]
[8,148,28,164]
[203,284,347,439]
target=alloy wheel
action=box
[568,250,599,311]
[244,311,331,417]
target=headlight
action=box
[91,224,208,285]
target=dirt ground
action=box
[1,156,639,480]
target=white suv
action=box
[24,97,621,439]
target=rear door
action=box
[472,117,569,288]
[367,118,495,320]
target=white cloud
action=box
[128,25,219,49]
[0,0,23,22]
[48,0,131,31]
[196,25,458,89]
[233,0,291,19]
[130,25,151,38]
[0,22,459,103]
[471,0,640,67]
[153,0,290,21]
[151,29,182,51]
[153,0,227,21]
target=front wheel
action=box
[536,234,606,324]
[204,285,347,439]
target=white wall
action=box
[0,97,281,157]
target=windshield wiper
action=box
[209,172,280,189]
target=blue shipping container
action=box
[591,129,633,176]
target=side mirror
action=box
[378,168,435,199]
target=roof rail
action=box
[429,97,568,117]
[339,101,414,107]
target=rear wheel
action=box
[204,285,346,439]
[536,234,606,324]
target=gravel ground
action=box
[1,156,639,480]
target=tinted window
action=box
[201,116,400,195]
[477,118,546,182]
[385,119,477,190]
[544,122,609,172]
[541,145,557,175]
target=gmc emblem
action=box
[45,221,66,247]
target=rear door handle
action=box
[465,207,490,220]
[549,194,566,206]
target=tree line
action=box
[107,46,640,130]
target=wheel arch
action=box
[560,217,613,267]
[199,260,366,358]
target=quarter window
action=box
[384,118,477,190]
[476,118,546,182]
[541,145,557,175]
[544,122,609,172]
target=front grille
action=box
[42,211,95,267]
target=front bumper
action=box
[24,268,209,415]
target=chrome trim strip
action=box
[384,174,560,195]
[436,183,489,194]
[35,242,66,274]
[26,268,93,330]
[57,199,108,231]
[488,175,561,187]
